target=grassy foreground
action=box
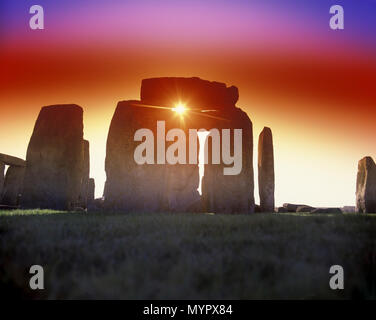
[0,210,375,299]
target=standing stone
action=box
[2,166,25,206]
[78,140,90,208]
[104,100,169,212]
[201,107,255,214]
[104,99,201,212]
[87,178,95,204]
[0,161,5,200]
[356,156,376,213]
[104,77,255,214]
[22,105,84,210]
[258,127,275,212]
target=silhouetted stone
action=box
[2,166,25,206]
[104,100,201,212]
[296,205,316,213]
[310,208,342,214]
[0,153,26,167]
[105,78,255,214]
[22,105,84,210]
[105,100,167,212]
[276,206,288,213]
[356,156,376,213]
[201,107,255,214]
[78,140,90,208]
[141,77,238,110]
[283,203,308,212]
[87,178,95,205]
[0,161,4,199]
[258,127,274,212]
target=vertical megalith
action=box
[87,178,95,205]
[22,105,84,210]
[258,127,275,212]
[356,156,376,213]
[104,100,156,211]
[0,162,4,200]
[104,100,191,212]
[2,166,25,206]
[201,108,255,214]
[78,140,90,208]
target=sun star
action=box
[172,103,186,115]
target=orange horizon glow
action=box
[1,50,375,207]
[1,83,374,208]
[1,1,376,208]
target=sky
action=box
[1,0,375,207]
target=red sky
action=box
[1,0,375,207]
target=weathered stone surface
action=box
[201,107,255,214]
[141,77,238,110]
[87,178,95,204]
[2,166,25,206]
[258,127,274,212]
[296,205,316,213]
[105,78,255,214]
[276,206,288,213]
[283,203,308,212]
[310,208,342,214]
[104,100,201,212]
[0,161,4,200]
[104,100,166,212]
[0,153,26,167]
[356,156,376,213]
[22,105,84,210]
[78,140,90,208]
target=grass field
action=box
[0,210,375,299]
